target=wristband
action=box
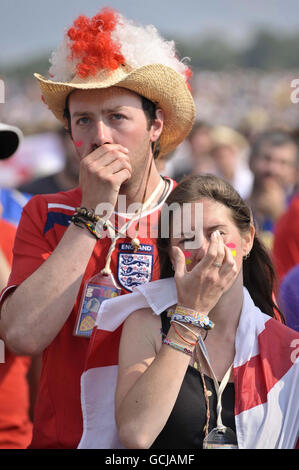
[74,207,109,231]
[162,337,193,357]
[175,305,208,320]
[71,215,102,240]
[173,305,214,330]
[170,313,214,330]
[171,322,198,346]
[74,207,103,224]
[171,320,200,342]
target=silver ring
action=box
[213,262,221,268]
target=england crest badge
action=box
[117,243,154,292]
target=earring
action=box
[243,251,251,260]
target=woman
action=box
[114,174,299,449]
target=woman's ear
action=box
[242,224,255,258]
[150,108,164,143]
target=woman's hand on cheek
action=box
[171,231,238,314]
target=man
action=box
[279,263,299,332]
[272,189,299,283]
[209,125,253,200]
[247,129,299,250]
[169,120,216,183]
[0,8,195,449]
[0,122,36,448]
[0,122,23,289]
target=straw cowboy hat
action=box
[0,122,23,159]
[35,8,195,158]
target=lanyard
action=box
[197,334,233,431]
[101,178,165,275]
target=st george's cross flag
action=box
[78,279,299,449]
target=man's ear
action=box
[150,108,164,143]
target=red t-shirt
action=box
[0,219,16,265]
[0,219,32,449]
[0,180,174,448]
[272,193,299,283]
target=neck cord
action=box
[101,176,166,276]
[196,355,211,438]
[131,157,154,251]
[197,335,233,432]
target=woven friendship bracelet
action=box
[171,310,210,324]
[171,313,214,330]
[84,221,102,240]
[175,305,209,320]
[172,313,214,330]
[71,215,102,240]
[170,305,214,330]
[162,337,193,357]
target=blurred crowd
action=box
[192,69,299,132]
[0,67,299,448]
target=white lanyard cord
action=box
[101,178,165,275]
[197,335,233,431]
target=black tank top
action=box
[150,311,236,449]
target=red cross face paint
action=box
[183,250,193,265]
[226,242,236,258]
[74,140,83,148]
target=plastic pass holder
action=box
[74,271,121,338]
[203,425,238,449]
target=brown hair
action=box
[157,174,284,321]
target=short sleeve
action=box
[0,195,53,304]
